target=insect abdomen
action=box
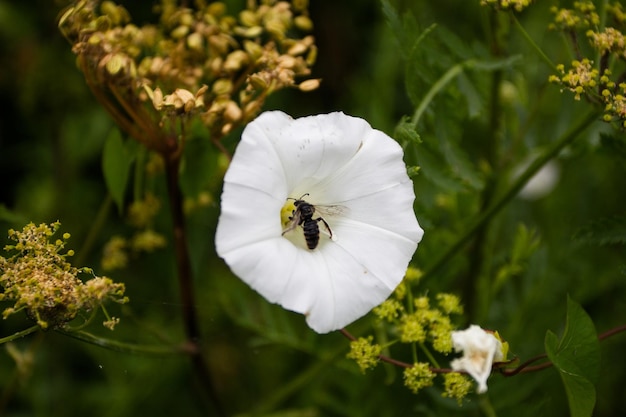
[302,219,320,249]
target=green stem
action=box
[511,13,557,71]
[421,110,600,282]
[252,350,344,414]
[163,150,225,416]
[0,325,40,345]
[56,329,190,355]
[419,342,440,369]
[75,194,113,267]
[411,60,473,127]
[479,395,498,417]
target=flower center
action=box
[280,200,297,229]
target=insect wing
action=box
[282,207,302,235]
[314,204,349,217]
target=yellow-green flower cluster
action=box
[550,61,626,127]
[0,222,127,329]
[403,363,435,394]
[347,267,470,400]
[548,2,626,127]
[608,2,626,24]
[549,1,599,30]
[395,294,462,354]
[346,336,382,373]
[441,372,473,405]
[58,0,318,151]
[587,27,626,57]
[480,0,532,13]
[549,59,599,101]
[101,193,166,271]
[602,82,626,126]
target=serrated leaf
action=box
[434,24,474,61]
[414,141,465,192]
[573,215,626,246]
[394,117,421,145]
[102,129,138,213]
[381,0,422,59]
[457,72,483,119]
[545,297,600,417]
[433,107,484,190]
[470,55,523,71]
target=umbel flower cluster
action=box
[58,0,318,152]
[480,0,533,13]
[0,222,127,330]
[548,1,626,127]
[346,267,508,402]
[101,192,167,271]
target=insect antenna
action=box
[286,193,310,202]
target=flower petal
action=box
[215,182,283,255]
[264,111,367,194]
[216,111,424,333]
[223,111,290,197]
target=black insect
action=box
[282,193,334,250]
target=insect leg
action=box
[316,217,333,240]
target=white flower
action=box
[514,154,561,201]
[450,325,504,394]
[215,111,423,333]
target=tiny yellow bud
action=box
[171,25,189,39]
[239,10,258,27]
[294,15,313,31]
[187,32,204,51]
[248,74,269,90]
[298,79,321,92]
[207,2,226,17]
[212,78,233,95]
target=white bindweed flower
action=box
[450,325,504,394]
[514,154,561,201]
[215,111,423,333]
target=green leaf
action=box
[414,140,465,192]
[394,117,421,145]
[599,133,626,162]
[457,72,482,119]
[432,103,484,190]
[179,136,218,198]
[573,215,626,246]
[469,55,523,71]
[102,128,138,213]
[545,296,600,417]
[381,0,423,59]
[0,205,29,225]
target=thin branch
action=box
[342,323,626,378]
[57,329,192,355]
[163,151,225,417]
[0,325,40,345]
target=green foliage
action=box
[1,0,626,416]
[574,215,626,246]
[545,297,601,417]
[102,129,139,213]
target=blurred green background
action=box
[1,0,625,416]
